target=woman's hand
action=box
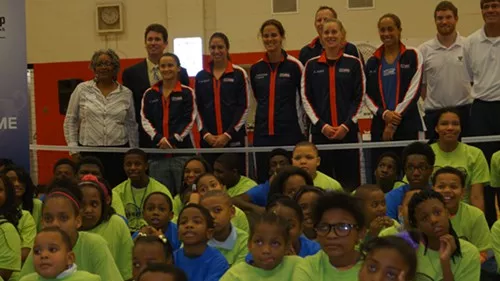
[382,124,396,141]
[384,111,402,125]
[322,125,337,139]
[213,134,230,148]
[205,134,217,147]
[332,126,348,140]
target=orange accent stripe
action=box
[329,65,338,127]
[268,67,279,135]
[162,95,170,140]
[213,78,223,135]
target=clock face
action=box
[101,7,119,25]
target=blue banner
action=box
[0,0,30,171]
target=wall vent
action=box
[348,0,374,10]
[272,0,298,14]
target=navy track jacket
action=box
[141,81,196,148]
[250,50,305,137]
[195,62,250,141]
[299,37,364,66]
[364,43,424,140]
[301,51,365,134]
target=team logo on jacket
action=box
[313,69,325,74]
[171,96,183,101]
[255,73,268,79]
[279,73,291,78]
[198,79,210,83]
[338,68,350,73]
[149,98,160,103]
[223,78,235,83]
[400,64,410,69]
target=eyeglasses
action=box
[314,223,358,237]
[95,61,114,68]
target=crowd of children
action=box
[2,133,500,281]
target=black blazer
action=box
[122,59,190,148]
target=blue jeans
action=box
[149,156,191,195]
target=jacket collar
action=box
[373,42,407,59]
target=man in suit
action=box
[122,23,189,149]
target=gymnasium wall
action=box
[27,0,485,183]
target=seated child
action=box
[432,166,491,263]
[136,263,187,281]
[132,235,174,281]
[266,196,320,257]
[0,175,22,281]
[112,149,173,232]
[52,158,77,181]
[408,189,480,280]
[133,192,181,251]
[294,192,365,280]
[200,190,248,266]
[19,178,123,281]
[172,156,212,219]
[373,151,404,192]
[292,141,342,191]
[78,175,133,279]
[234,149,291,213]
[354,184,397,239]
[191,173,249,233]
[379,188,423,237]
[359,232,418,281]
[173,204,229,281]
[19,227,101,281]
[220,212,303,280]
[266,166,314,204]
[293,186,325,240]
[385,142,435,219]
[214,154,257,197]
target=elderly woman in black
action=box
[64,49,138,187]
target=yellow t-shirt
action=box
[0,220,21,277]
[490,150,500,188]
[451,202,491,252]
[19,270,101,281]
[18,211,36,250]
[313,172,343,191]
[86,215,133,280]
[220,256,303,280]
[294,251,361,281]
[112,178,172,231]
[227,176,257,198]
[209,226,248,267]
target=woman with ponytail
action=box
[408,189,480,281]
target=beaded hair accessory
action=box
[136,232,168,244]
[79,174,109,201]
[397,231,419,249]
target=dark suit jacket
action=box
[122,59,190,148]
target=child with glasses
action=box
[294,191,366,280]
[385,142,435,220]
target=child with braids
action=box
[408,189,480,281]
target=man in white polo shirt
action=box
[420,1,472,140]
[463,0,500,226]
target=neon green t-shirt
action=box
[416,239,480,281]
[210,226,248,266]
[431,142,490,203]
[490,151,500,188]
[451,202,491,252]
[18,211,36,250]
[112,178,173,231]
[19,270,101,281]
[491,220,500,272]
[110,196,125,219]
[378,225,401,237]
[313,172,343,191]
[294,250,361,281]
[172,195,183,220]
[20,232,123,281]
[227,176,257,198]
[32,199,42,232]
[0,220,21,275]
[220,256,303,280]
[86,215,133,280]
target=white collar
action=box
[56,264,77,279]
[208,224,237,250]
[431,32,463,50]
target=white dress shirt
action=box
[63,80,139,152]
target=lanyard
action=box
[130,181,149,209]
